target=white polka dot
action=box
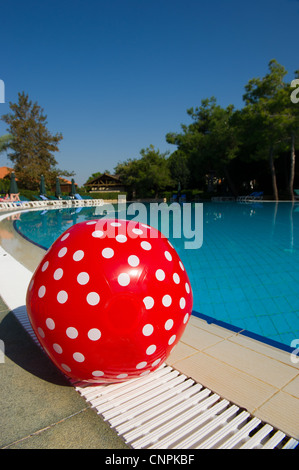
[57,290,68,304]
[118,273,130,286]
[102,247,114,258]
[46,318,55,330]
[53,343,63,354]
[73,250,84,261]
[87,292,100,305]
[66,327,78,339]
[142,324,154,336]
[141,241,151,251]
[92,230,104,238]
[29,279,34,291]
[132,228,143,235]
[41,261,49,272]
[37,327,45,338]
[168,334,176,345]
[77,272,89,285]
[117,373,128,379]
[162,294,172,307]
[86,220,97,225]
[155,269,165,281]
[136,361,147,369]
[128,255,139,267]
[111,222,121,227]
[61,233,70,241]
[173,273,180,284]
[92,370,104,377]
[116,234,127,243]
[152,358,161,367]
[58,247,67,258]
[185,282,190,294]
[143,296,154,310]
[183,313,189,324]
[165,319,174,330]
[38,285,46,298]
[88,328,101,341]
[54,268,63,280]
[164,251,172,261]
[146,345,156,355]
[179,261,185,271]
[73,352,85,362]
[140,370,151,376]
[180,297,186,309]
[61,363,71,372]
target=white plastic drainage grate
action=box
[73,364,299,449]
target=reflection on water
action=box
[14,202,299,347]
[14,202,299,253]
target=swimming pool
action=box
[14,201,299,350]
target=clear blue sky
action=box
[0,0,298,186]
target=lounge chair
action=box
[237,191,264,202]
[0,193,20,203]
[73,193,85,207]
[17,195,32,208]
[10,193,21,202]
[32,195,50,207]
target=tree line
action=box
[116,60,299,201]
[1,59,298,200]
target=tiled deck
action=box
[1,209,298,446]
[166,316,299,439]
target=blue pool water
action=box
[14,202,299,350]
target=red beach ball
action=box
[26,219,193,383]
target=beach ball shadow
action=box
[0,307,71,386]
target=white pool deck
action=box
[0,208,298,445]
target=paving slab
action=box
[0,300,128,449]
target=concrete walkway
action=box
[0,296,128,449]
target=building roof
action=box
[84,173,121,186]
[58,177,77,185]
[0,166,14,179]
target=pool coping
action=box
[0,208,299,441]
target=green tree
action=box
[241,59,299,200]
[166,97,239,194]
[283,70,299,200]
[167,149,190,189]
[115,145,173,198]
[85,172,102,184]
[1,92,70,190]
